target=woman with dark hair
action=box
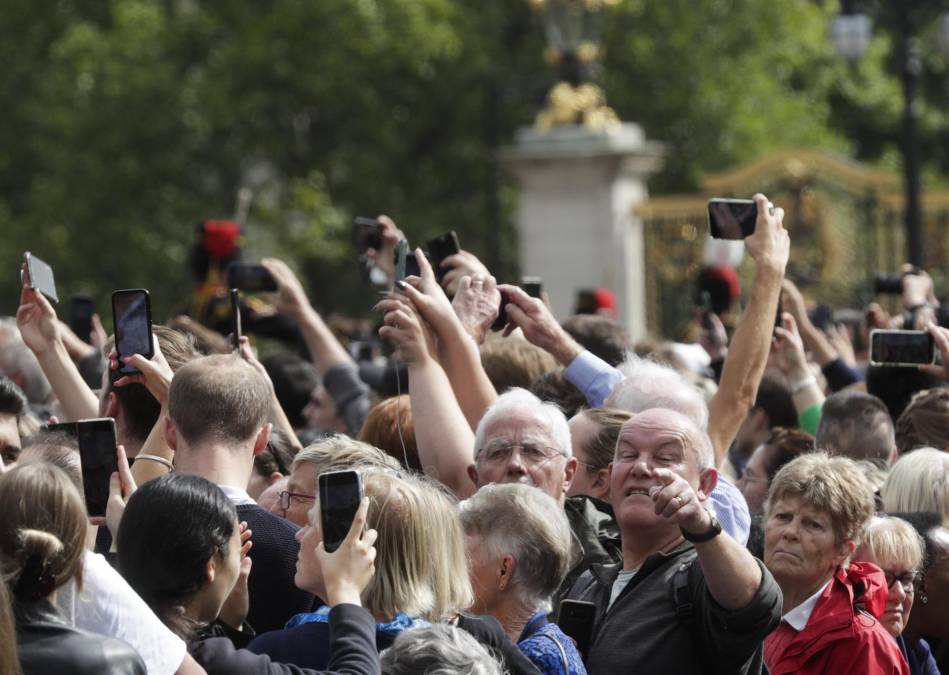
[0,463,145,675]
[114,472,381,675]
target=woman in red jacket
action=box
[762,453,909,675]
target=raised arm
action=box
[262,258,371,436]
[16,274,99,420]
[707,194,789,466]
[397,250,498,429]
[377,290,477,498]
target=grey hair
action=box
[606,353,709,431]
[0,318,52,404]
[381,624,505,675]
[460,483,573,611]
[473,388,571,460]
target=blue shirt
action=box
[517,610,587,675]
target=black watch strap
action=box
[681,512,722,543]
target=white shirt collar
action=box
[782,579,831,631]
[218,484,256,506]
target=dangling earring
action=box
[919,593,929,605]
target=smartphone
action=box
[69,295,96,344]
[425,232,461,283]
[45,418,117,518]
[319,470,364,553]
[869,330,935,367]
[557,599,597,659]
[490,288,511,332]
[521,276,543,299]
[24,252,59,304]
[707,198,758,240]
[394,239,421,285]
[226,263,278,293]
[230,288,242,350]
[112,289,154,376]
[353,217,383,253]
[699,290,715,331]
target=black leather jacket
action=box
[15,598,146,675]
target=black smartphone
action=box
[69,295,96,344]
[353,217,383,253]
[490,288,511,332]
[45,418,117,518]
[230,288,242,350]
[112,289,154,376]
[707,198,758,240]
[25,252,59,304]
[557,599,597,659]
[319,470,364,553]
[226,263,278,293]
[869,330,935,367]
[425,232,461,283]
[521,276,543,299]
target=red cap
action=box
[203,220,241,259]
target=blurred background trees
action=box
[1,0,945,321]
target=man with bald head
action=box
[566,408,781,674]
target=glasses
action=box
[478,441,564,467]
[279,491,316,511]
[883,570,918,594]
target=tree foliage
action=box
[0,0,940,322]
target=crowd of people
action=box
[1,192,949,674]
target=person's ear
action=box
[164,417,178,451]
[205,555,216,585]
[593,467,611,500]
[268,471,283,486]
[698,467,718,500]
[467,464,481,488]
[563,456,578,493]
[835,539,857,567]
[497,554,516,592]
[252,423,273,457]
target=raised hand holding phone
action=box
[316,496,377,607]
[111,334,173,405]
[16,262,62,357]
[112,289,154,376]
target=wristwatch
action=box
[681,511,722,543]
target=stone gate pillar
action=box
[502,123,664,342]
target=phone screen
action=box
[557,599,597,658]
[230,288,242,349]
[27,253,59,304]
[353,217,383,253]
[707,199,757,240]
[425,232,460,283]
[113,289,154,375]
[78,419,118,518]
[319,470,363,553]
[870,330,935,366]
[227,264,278,293]
[70,296,95,344]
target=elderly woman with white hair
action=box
[881,448,949,526]
[461,483,586,675]
[855,516,933,675]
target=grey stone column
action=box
[502,124,664,342]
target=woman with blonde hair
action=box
[0,463,145,674]
[881,448,949,526]
[248,471,473,669]
[855,516,933,674]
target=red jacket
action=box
[765,561,909,675]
